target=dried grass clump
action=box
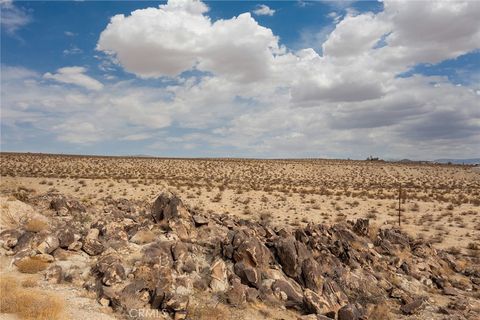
[368,302,392,320]
[16,257,50,274]
[187,302,230,320]
[24,217,49,232]
[0,276,65,320]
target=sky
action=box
[1,0,479,160]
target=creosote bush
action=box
[0,276,65,320]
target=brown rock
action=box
[45,265,63,283]
[37,234,60,254]
[0,229,22,249]
[400,297,425,315]
[275,237,308,278]
[93,254,126,286]
[338,304,360,320]
[152,192,190,222]
[82,238,104,256]
[226,279,247,306]
[302,258,324,293]
[352,219,369,237]
[193,215,209,226]
[234,261,261,288]
[210,259,228,292]
[271,279,304,308]
[303,289,333,316]
[57,229,75,248]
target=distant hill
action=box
[434,158,480,165]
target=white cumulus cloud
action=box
[253,4,275,16]
[97,0,281,82]
[43,67,104,91]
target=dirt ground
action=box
[1,153,479,252]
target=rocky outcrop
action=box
[3,191,479,320]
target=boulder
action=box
[92,254,126,286]
[275,237,309,278]
[152,192,190,223]
[36,234,59,254]
[45,265,63,283]
[302,258,324,293]
[271,279,304,309]
[83,238,104,256]
[193,215,209,227]
[210,259,228,292]
[234,261,261,288]
[0,229,22,249]
[226,279,247,306]
[400,297,425,315]
[57,228,75,248]
[352,219,369,237]
[338,304,360,320]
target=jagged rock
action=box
[304,289,334,316]
[210,259,228,292]
[68,240,83,251]
[275,236,309,278]
[37,234,59,254]
[111,280,151,312]
[83,238,104,256]
[302,258,324,293]
[193,214,208,226]
[152,192,190,223]
[400,297,426,315]
[171,241,188,261]
[380,228,410,249]
[226,278,247,306]
[93,254,126,286]
[230,229,271,268]
[352,218,369,237]
[45,265,63,283]
[57,228,75,248]
[50,196,86,215]
[0,229,22,249]
[162,293,189,316]
[82,228,104,256]
[142,241,174,268]
[338,304,360,320]
[246,287,259,302]
[271,279,304,309]
[13,231,36,253]
[234,261,261,287]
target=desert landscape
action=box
[0,152,479,319]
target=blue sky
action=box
[1,0,479,159]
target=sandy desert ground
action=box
[0,152,479,320]
[1,153,479,251]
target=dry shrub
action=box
[187,303,230,320]
[369,302,392,320]
[368,222,380,241]
[16,257,50,274]
[24,217,48,232]
[21,277,38,288]
[0,276,65,320]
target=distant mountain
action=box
[434,158,480,165]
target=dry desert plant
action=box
[0,276,65,320]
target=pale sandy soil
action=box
[1,153,479,252]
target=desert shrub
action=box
[24,218,48,232]
[16,257,50,274]
[187,302,230,320]
[369,302,392,320]
[21,278,38,288]
[0,276,64,320]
